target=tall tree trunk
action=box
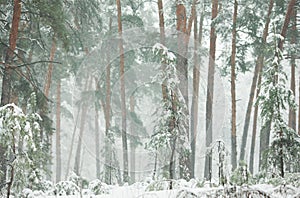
[95,105,101,179]
[74,78,91,176]
[299,74,300,136]
[44,38,57,98]
[230,0,238,171]
[158,0,165,45]
[94,78,101,179]
[43,37,57,180]
[1,0,21,105]
[176,0,196,180]
[288,8,297,131]
[158,0,167,101]
[104,17,113,185]
[191,9,204,178]
[277,0,296,51]
[241,0,274,162]
[129,96,136,184]
[116,0,129,183]
[154,0,166,180]
[65,107,80,179]
[56,79,61,182]
[251,0,274,174]
[204,0,218,182]
[0,0,21,185]
[249,73,262,174]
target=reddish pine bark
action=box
[116,0,129,183]
[240,0,274,162]
[204,0,218,182]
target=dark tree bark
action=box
[230,0,238,171]
[0,0,21,186]
[116,0,129,183]
[204,0,218,182]
[288,8,297,131]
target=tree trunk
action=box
[249,72,262,174]
[230,0,238,172]
[44,38,57,98]
[277,0,296,51]
[191,9,203,178]
[94,77,101,179]
[259,0,296,171]
[0,0,21,186]
[288,8,297,131]
[65,107,80,180]
[55,79,61,182]
[103,17,113,184]
[250,0,274,174]
[95,105,101,179]
[158,0,167,101]
[116,0,129,183]
[158,0,165,46]
[74,77,91,176]
[240,0,274,162]
[204,0,218,182]
[155,0,165,180]
[176,0,196,180]
[129,96,136,184]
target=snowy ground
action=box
[32,183,300,198]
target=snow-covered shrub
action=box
[176,189,197,198]
[20,188,34,198]
[67,171,81,186]
[188,178,204,188]
[172,179,190,189]
[88,179,109,195]
[0,102,49,195]
[230,161,252,185]
[54,181,80,195]
[145,180,170,191]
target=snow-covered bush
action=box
[88,179,109,195]
[54,181,80,196]
[145,180,170,191]
[176,189,198,198]
[230,161,252,185]
[0,102,49,195]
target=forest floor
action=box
[37,182,300,198]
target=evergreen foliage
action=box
[257,29,300,178]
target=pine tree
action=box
[257,30,299,177]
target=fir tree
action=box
[257,30,300,178]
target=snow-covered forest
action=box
[0,0,300,197]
